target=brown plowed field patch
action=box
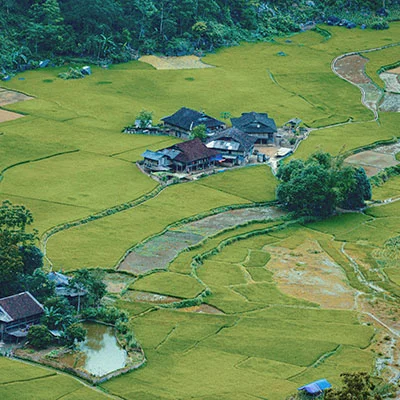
[334,54,370,84]
[265,239,355,309]
[0,88,32,106]
[388,67,400,74]
[0,109,24,122]
[0,88,33,123]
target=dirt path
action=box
[0,87,33,123]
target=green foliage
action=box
[20,268,55,303]
[325,372,392,399]
[135,110,153,129]
[62,323,87,347]
[27,324,53,350]
[190,124,207,141]
[69,269,107,308]
[58,67,84,80]
[0,200,38,297]
[81,306,128,325]
[276,152,372,217]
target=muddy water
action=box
[61,322,127,377]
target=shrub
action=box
[27,325,52,350]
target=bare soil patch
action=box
[125,290,179,303]
[103,272,134,294]
[380,72,400,93]
[118,206,285,275]
[177,304,224,314]
[345,143,400,176]
[139,55,214,70]
[0,109,24,122]
[379,93,400,112]
[0,88,32,106]
[334,55,370,84]
[0,88,33,123]
[265,239,355,309]
[388,67,400,74]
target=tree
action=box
[69,269,107,309]
[190,124,207,141]
[276,152,372,217]
[43,296,76,329]
[324,372,394,399]
[62,323,87,347]
[20,268,55,303]
[136,110,153,128]
[20,245,43,275]
[27,324,52,349]
[0,201,37,297]
[220,111,231,121]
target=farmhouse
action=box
[162,107,225,138]
[206,127,256,165]
[231,112,277,145]
[142,138,221,173]
[48,271,87,299]
[0,292,44,341]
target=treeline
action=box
[1,0,399,71]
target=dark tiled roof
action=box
[162,107,225,131]
[0,292,44,322]
[207,127,256,153]
[168,138,220,163]
[231,112,277,134]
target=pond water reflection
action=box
[61,322,128,377]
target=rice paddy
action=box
[0,22,399,400]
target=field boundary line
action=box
[0,149,79,183]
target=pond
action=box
[61,322,128,377]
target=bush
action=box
[27,325,52,350]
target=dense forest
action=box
[0,0,399,73]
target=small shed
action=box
[298,379,332,396]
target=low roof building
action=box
[231,112,277,144]
[206,127,256,164]
[162,107,225,137]
[0,292,44,340]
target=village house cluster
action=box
[141,107,283,174]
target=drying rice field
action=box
[0,22,400,399]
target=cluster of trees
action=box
[0,200,109,349]
[276,152,372,217]
[1,0,398,72]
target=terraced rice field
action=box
[0,23,400,399]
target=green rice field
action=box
[0,22,400,400]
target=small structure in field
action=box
[298,379,332,396]
[206,127,256,165]
[161,107,225,139]
[231,112,277,145]
[275,147,293,158]
[48,271,86,299]
[0,292,44,342]
[142,138,221,173]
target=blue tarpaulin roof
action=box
[298,379,331,394]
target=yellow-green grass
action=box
[0,359,108,399]
[372,175,400,201]
[46,183,250,269]
[366,198,400,218]
[386,267,400,286]
[0,151,156,210]
[244,249,271,267]
[131,271,204,298]
[295,115,398,161]
[169,221,279,274]
[103,304,373,400]
[195,165,277,202]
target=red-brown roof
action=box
[0,292,44,322]
[169,138,220,163]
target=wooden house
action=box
[161,107,225,138]
[0,292,44,342]
[231,112,277,145]
[142,138,221,173]
[206,127,256,165]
